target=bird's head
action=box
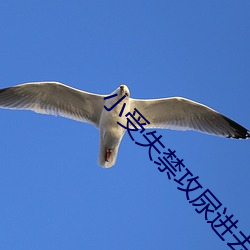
[119,84,130,97]
[111,84,130,98]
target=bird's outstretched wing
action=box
[131,97,249,139]
[0,82,104,127]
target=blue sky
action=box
[0,1,249,250]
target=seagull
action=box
[0,82,249,168]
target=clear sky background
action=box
[0,1,249,250]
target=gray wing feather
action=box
[131,97,249,139]
[0,82,104,127]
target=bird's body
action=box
[98,96,127,167]
[0,82,249,168]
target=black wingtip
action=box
[247,131,250,138]
[0,88,8,94]
[222,115,250,139]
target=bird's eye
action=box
[125,92,128,96]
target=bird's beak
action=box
[120,85,124,92]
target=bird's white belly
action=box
[99,109,126,146]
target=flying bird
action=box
[0,82,249,168]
